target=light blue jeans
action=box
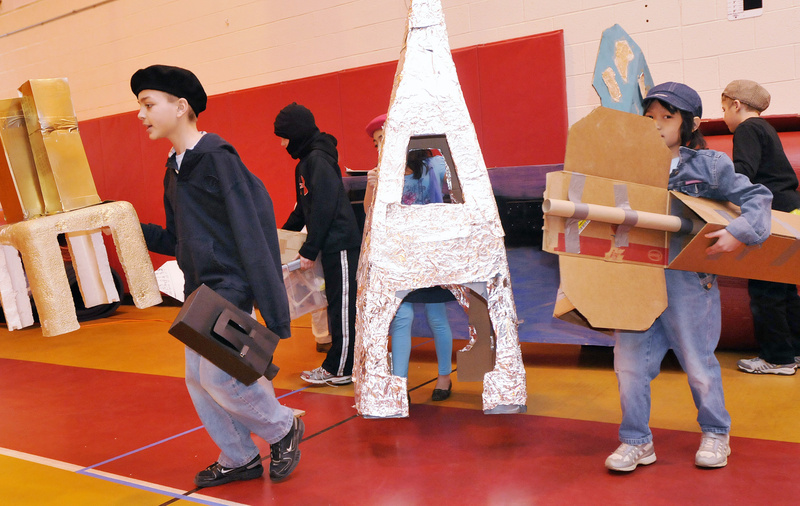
[390,302,453,378]
[185,347,293,468]
[614,269,731,445]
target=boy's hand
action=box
[293,253,315,270]
[704,229,743,255]
[367,168,379,187]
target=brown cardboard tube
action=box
[543,198,702,234]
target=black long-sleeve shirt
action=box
[732,117,800,212]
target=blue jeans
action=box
[185,347,293,468]
[614,270,730,445]
[390,302,453,377]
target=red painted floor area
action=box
[2,355,799,505]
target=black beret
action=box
[130,65,207,116]
[274,103,317,141]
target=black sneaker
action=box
[270,416,304,482]
[194,455,263,488]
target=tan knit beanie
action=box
[722,80,770,112]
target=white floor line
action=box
[0,447,249,506]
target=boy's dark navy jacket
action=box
[282,131,361,259]
[141,133,291,340]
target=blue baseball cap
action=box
[644,82,703,118]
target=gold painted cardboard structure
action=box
[0,99,45,222]
[0,79,161,336]
[543,107,800,331]
[354,0,526,418]
[18,79,101,214]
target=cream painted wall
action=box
[1,0,799,125]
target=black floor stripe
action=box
[158,370,454,505]
[300,413,359,442]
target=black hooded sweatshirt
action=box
[141,133,291,339]
[281,131,361,259]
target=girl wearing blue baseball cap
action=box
[605,82,773,472]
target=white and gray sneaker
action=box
[300,366,352,385]
[737,357,796,375]
[604,442,656,472]
[695,432,730,468]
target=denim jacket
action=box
[669,147,772,246]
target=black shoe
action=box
[431,381,452,402]
[270,416,305,482]
[194,455,263,488]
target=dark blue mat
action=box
[408,247,614,346]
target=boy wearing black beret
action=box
[131,64,303,486]
[275,103,361,385]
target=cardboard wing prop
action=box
[543,107,800,331]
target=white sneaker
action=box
[300,366,352,385]
[695,432,730,468]
[737,357,796,375]
[604,442,656,472]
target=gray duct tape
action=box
[770,215,800,266]
[736,244,759,261]
[709,209,743,258]
[565,173,587,254]
[678,217,695,235]
[571,203,590,220]
[613,184,634,247]
[565,218,581,253]
[715,209,735,223]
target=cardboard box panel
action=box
[563,107,671,187]
[559,255,667,331]
[668,192,800,284]
[543,170,671,268]
[277,229,306,265]
[456,290,496,382]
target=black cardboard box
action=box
[169,284,280,384]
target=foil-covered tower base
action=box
[354,0,527,418]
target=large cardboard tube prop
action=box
[542,198,703,235]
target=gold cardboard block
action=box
[0,98,44,222]
[18,78,100,213]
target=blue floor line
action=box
[76,469,230,505]
[81,426,205,471]
[83,384,310,471]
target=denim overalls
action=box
[614,147,772,444]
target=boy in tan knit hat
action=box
[722,79,800,375]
